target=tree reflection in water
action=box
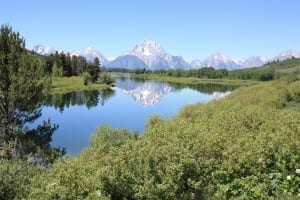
[44,89,116,112]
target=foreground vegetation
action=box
[2,76,298,199]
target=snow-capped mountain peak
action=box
[107,56,116,61]
[128,40,166,59]
[32,44,56,55]
[274,49,300,61]
[233,56,269,68]
[124,40,188,69]
[68,47,109,65]
[80,47,107,63]
[208,52,231,62]
[201,52,239,70]
[136,40,165,54]
[234,58,245,66]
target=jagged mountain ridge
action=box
[32,43,300,70]
[123,40,190,70]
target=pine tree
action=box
[88,57,100,82]
[0,25,62,161]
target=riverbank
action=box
[132,73,259,86]
[51,76,114,94]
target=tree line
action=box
[109,66,275,81]
[35,51,103,83]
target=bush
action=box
[0,159,43,199]
[100,72,114,85]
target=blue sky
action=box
[1,0,299,60]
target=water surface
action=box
[36,77,235,155]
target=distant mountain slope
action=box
[106,55,147,69]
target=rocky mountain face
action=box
[107,55,147,69]
[33,44,300,70]
[122,40,189,70]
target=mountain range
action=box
[32,40,300,70]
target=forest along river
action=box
[35,76,237,155]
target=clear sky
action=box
[1,0,299,60]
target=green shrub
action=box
[100,72,114,85]
[25,78,300,199]
[0,159,43,199]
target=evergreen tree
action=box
[71,55,78,75]
[77,56,88,75]
[0,25,63,161]
[88,57,100,82]
[65,53,72,76]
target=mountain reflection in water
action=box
[116,76,236,106]
[39,76,236,155]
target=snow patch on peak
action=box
[274,49,300,61]
[201,52,239,70]
[125,40,188,69]
[32,44,56,55]
[209,52,230,61]
[76,47,108,65]
[107,56,116,61]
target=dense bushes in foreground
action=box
[1,78,300,199]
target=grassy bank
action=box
[51,76,114,94]
[132,73,259,86]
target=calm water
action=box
[35,77,236,155]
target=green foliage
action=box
[52,63,63,77]
[82,71,91,85]
[134,68,146,74]
[0,24,62,161]
[23,78,300,199]
[87,57,100,83]
[100,72,114,85]
[44,89,115,111]
[0,158,43,199]
[27,126,138,199]
[51,76,112,94]
[128,58,300,82]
